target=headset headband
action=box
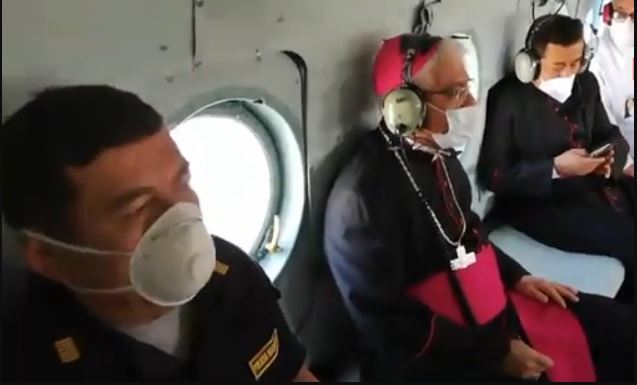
[400,34,442,84]
[402,48,417,84]
[524,14,558,55]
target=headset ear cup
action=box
[514,50,539,83]
[381,86,426,136]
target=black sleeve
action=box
[478,83,554,199]
[1,318,21,381]
[468,211,529,289]
[241,257,307,382]
[587,73,630,179]
[324,191,510,378]
[492,245,529,289]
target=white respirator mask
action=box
[428,103,481,153]
[24,202,216,307]
[609,19,635,50]
[535,75,576,104]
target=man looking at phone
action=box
[478,15,635,302]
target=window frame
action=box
[172,100,284,258]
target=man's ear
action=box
[22,237,60,280]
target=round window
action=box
[170,112,279,255]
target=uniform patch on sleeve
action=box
[248,329,279,380]
[214,261,230,276]
[54,337,81,364]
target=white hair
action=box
[414,38,467,91]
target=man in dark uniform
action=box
[0,86,316,382]
[477,15,634,302]
[324,33,633,381]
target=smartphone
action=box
[590,143,614,158]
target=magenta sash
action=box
[509,292,596,382]
[407,244,596,382]
[407,245,507,326]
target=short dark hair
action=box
[0,85,163,236]
[532,15,584,57]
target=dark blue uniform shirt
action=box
[1,237,306,382]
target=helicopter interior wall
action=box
[2,0,595,379]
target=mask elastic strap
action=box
[22,230,131,257]
[427,102,446,114]
[67,283,135,295]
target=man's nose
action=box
[562,67,579,78]
[160,187,200,214]
[463,93,477,107]
[177,187,200,206]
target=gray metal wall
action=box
[2,0,589,373]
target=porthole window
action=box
[169,97,306,282]
[170,102,281,256]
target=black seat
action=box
[294,133,368,382]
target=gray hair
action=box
[413,38,467,91]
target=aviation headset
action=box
[381,34,442,137]
[514,14,595,84]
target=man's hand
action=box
[501,338,554,380]
[554,148,605,177]
[515,276,579,309]
[593,150,614,179]
[625,164,634,178]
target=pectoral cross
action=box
[450,245,476,271]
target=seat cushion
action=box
[489,226,625,298]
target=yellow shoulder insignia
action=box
[54,337,80,364]
[248,329,279,380]
[214,261,230,276]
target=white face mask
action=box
[23,202,216,307]
[428,104,480,153]
[535,75,576,104]
[609,19,634,50]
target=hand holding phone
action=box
[554,148,605,177]
[589,143,614,158]
[589,144,614,178]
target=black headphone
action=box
[514,14,594,83]
[381,34,441,137]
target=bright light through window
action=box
[171,115,274,254]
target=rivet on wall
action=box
[256,49,262,62]
[159,44,168,52]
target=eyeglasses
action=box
[429,79,474,101]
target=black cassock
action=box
[477,72,634,300]
[324,129,632,381]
